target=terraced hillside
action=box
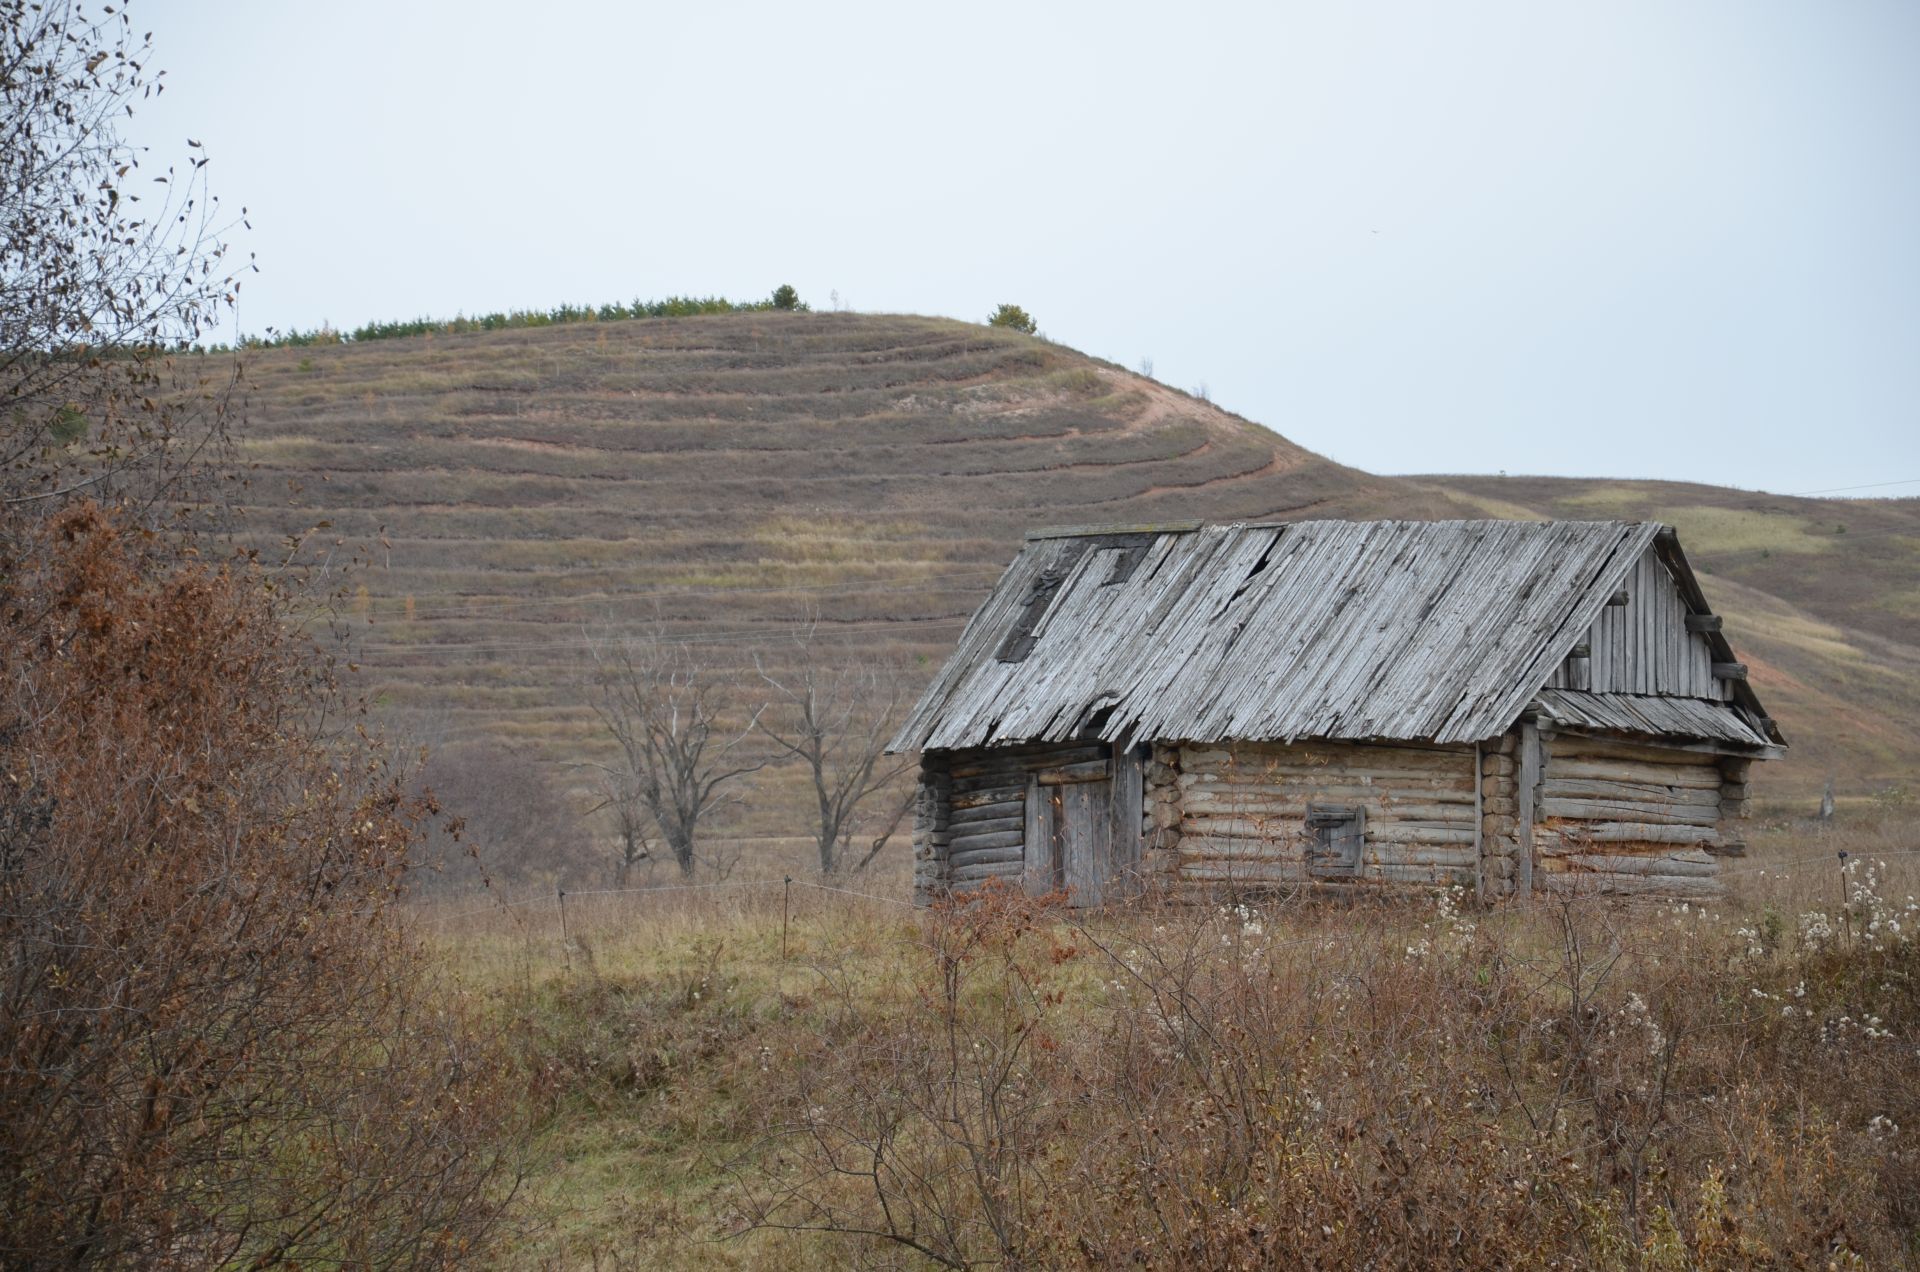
[234,313,1462,841]
[231,311,1913,850]
[1420,475,1920,801]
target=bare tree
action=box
[585,632,768,879]
[756,633,915,874]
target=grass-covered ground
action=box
[434,806,1920,1269]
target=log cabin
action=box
[890,520,1783,905]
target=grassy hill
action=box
[230,312,1914,849]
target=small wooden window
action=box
[1305,803,1364,878]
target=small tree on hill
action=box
[772,283,802,311]
[987,303,1037,334]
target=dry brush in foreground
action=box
[462,839,1919,1270]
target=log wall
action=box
[1173,740,1480,893]
[1478,733,1521,900]
[1532,733,1730,898]
[914,740,1117,898]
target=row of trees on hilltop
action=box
[221,288,1045,350]
[237,285,813,350]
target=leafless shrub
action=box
[736,877,1920,1268]
[0,504,523,1267]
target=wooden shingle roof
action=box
[893,519,1775,753]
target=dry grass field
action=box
[421,808,1920,1269]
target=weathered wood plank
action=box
[1517,721,1539,898]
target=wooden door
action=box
[1026,766,1114,905]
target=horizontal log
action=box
[1175,791,1474,822]
[1547,737,1730,770]
[949,771,1028,796]
[1542,777,1722,806]
[1540,797,1719,827]
[1685,613,1722,633]
[950,785,1025,810]
[1179,816,1478,847]
[947,829,1024,853]
[1368,825,1479,846]
[1178,834,1304,859]
[1482,754,1517,777]
[1036,760,1111,785]
[950,860,1026,883]
[1482,796,1517,816]
[945,745,1107,778]
[1538,822,1721,846]
[1543,759,1723,789]
[1553,850,1718,878]
[1536,872,1724,900]
[1713,662,1748,682]
[949,800,1023,825]
[1363,846,1478,868]
[1177,860,1312,883]
[1367,863,1476,886]
[947,816,1023,840]
[949,845,1025,871]
[1180,771,1475,794]
[1182,746,1471,775]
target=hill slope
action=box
[232,313,1912,832]
[234,313,1468,839]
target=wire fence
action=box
[408,840,1920,935]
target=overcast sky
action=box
[133,1,1919,495]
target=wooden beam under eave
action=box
[1712,662,1748,681]
[1685,613,1722,633]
